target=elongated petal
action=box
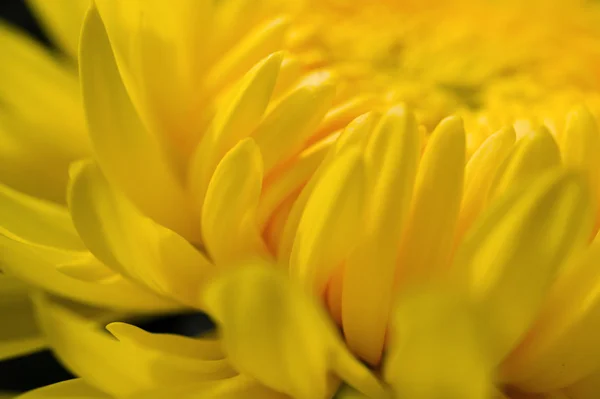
[290,149,366,294]
[203,263,388,399]
[26,0,89,58]
[0,182,83,250]
[396,116,465,285]
[80,7,193,237]
[68,160,212,306]
[0,275,44,360]
[342,106,421,365]
[489,127,560,200]
[33,293,236,398]
[501,239,600,391]
[0,236,178,311]
[202,139,268,264]
[452,169,593,363]
[384,288,493,399]
[17,378,110,399]
[456,127,516,241]
[189,52,282,209]
[0,23,88,202]
[252,71,336,172]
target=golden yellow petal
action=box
[17,378,110,399]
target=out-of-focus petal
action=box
[0,23,88,203]
[80,6,193,237]
[17,378,110,399]
[33,293,236,398]
[342,106,421,366]
[0,182,83,250]
[384,287,493,399]
[0,275,44,360]
[67,160,212,306]
[26,0,90,59]
[0,236,178,311]
[452,169,593,364]
[203,263,388,399]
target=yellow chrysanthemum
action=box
[2,0,600,398]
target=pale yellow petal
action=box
[26,0,89,58]
[501,239,600,391]
[203,263,388,399]
[80,7,193,237]
[189,52,283,211]
[0,275,44,360]
[17,378,110,399]
[202,138,268,264]
[489,127,561,201]
[0,236,178,311]
[396,116,465,286]
[384,287,493,399]
[252,71,336,172]
[0,182,83,250]
[68,160,212,306]
[289,149,366,294]
[342,106,421,365]
[456,127,516,242]
[33,293,235,398]
[0,23,88,203]
[452,169,593,363]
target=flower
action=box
[2,0,600,398]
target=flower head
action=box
[2,1,600,399]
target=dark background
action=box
[0,1,214,393]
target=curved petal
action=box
[0,23,88,203]
[0,236,178,311]
[17,378,110,399]
[202,263,388,399]
[33,293,236,398]
[395,116,465,285]
[0,182,83,250]
[384,287,493,399]
[0,275,45,360]
[26,0,90,59]
[452,169,594,364]
[68,160,213,306]
[202,139,269,264]
[80,6,193,237]
[342,106,421,366]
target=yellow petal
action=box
[314,96,378,143]
[33,292,235,398]
[0,182,83,250]
[396,116,465,286]
[26,0,89,58]
[384,287,493,399]
[277,112,375,261]
[203,263,388,399]
[202,139,268,264]
[252,71,336,172]
[452,169,593,363]
[501,239,600,391]
[126,375,288,399]
[0,236,178,311]
[80,7,193,237]
[68,160,212,306]
[189,52,282,210]
[290,149,366,294]
[456,127,516,242]
[489,127,561,201]
[0,275,44,360]
[17,378,110,399]
[0,23,88,203]
[342,106,421,365]
[564,369,600,399]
